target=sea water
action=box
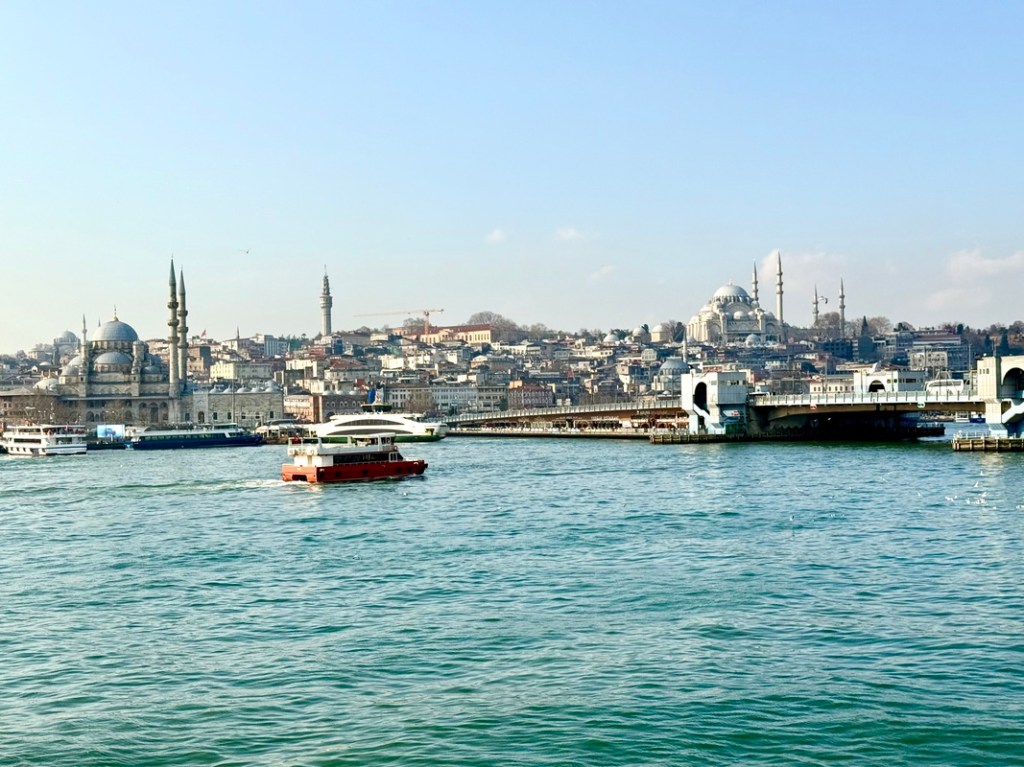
[1,438,1022,766]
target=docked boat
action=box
[1,424,88,457]
[281,433,427,483]
[315,407,448,442]
[127,423,264,450]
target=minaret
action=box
[167,261,180,415]
[839,279,846,340]
[812,286,820,327]
[178,268,189,385]
[320,267,333,337]
[751,263,759,304]
[775,250,784,345]
[79,314,90,397]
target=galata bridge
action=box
[446,354,1024,440]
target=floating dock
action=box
[952,436,1024,452]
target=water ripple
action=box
[1,441,1023,765]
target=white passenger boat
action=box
[315,408,448,442]
[1,424,88,457]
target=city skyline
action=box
[3,2,1024,352]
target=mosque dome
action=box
[603,332,621,344]
[93,318,139,343]
[659,357,689,372]
[713,283,750,302]
[94,351,133,366]
[58,330,78,343]
[34,377,61,392]
[62,355,83,376]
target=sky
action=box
[2,1,1024,352]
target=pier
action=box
[952,436,1024,452]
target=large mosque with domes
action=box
[686,254,785,346]
[53,262,191,424]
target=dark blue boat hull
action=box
[129,435,264,450]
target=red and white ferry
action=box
[281,432,427,483]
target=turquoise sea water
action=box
[1,438,1022,766]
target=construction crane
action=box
[354,308,445,335]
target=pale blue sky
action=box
[2,1,1023,352]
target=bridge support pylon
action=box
[680,370,751,436]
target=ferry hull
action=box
[282,459,427,483]
[4,445,88,457]
[130,435,264,450]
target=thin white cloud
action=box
[945,249,1024,281]
[756,249,848,298]
[589,265,615,283]
[555,226,583,242]
[485,228,507,243]
[926,285,991,313]
[924,249,1024,315]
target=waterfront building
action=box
[209,360,275,382]
[419,324,493,345]
[507,380,555,409]
[851,367,926,393]
[191,383,284,428]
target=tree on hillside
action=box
[815,311,842,339]
[998,330,1011,355]
[467,311,524,343]
[865,316,893,336]
[524,323,551,341]
[667,321,687,344]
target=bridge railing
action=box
[446,399,679,424]
[751,391,981,407]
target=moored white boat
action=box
[1,424,88,457]
[315,409,448,442]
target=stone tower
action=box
[320,268,333,337]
